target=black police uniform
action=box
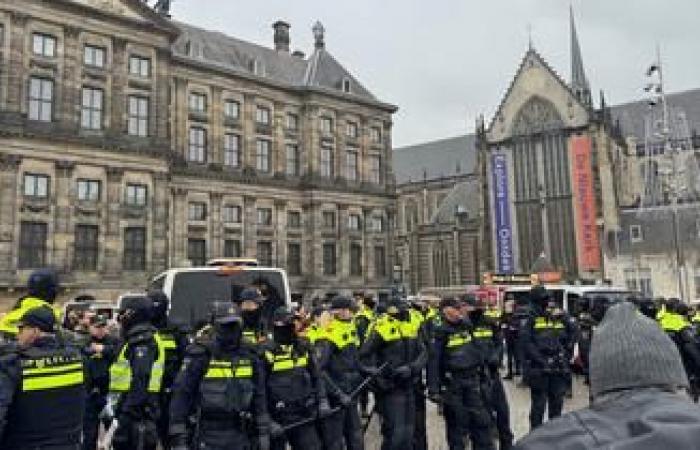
[471,309,513,449]
[110,320,163,450]
[169,332,267,449]
[521,301,576,429]
[264,334,327,450]
[503,309,522,379]
[359,303,427,450]
[427,313,494,450]
[82,325,120,450]
[0,333,86,449]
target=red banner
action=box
[571,136,601,271]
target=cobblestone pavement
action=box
[365,374,590,449]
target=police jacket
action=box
[0,296,61,336]
[514,388,700,450]
[83,333,120,396]
[354,307,376,343]
[471,314,504,371]
[316,318,368,399]
[359,311,428,391]
[263,339,326,422]
[109,323,163,420]
[156,328,186,395]
[170,339,267,436]
[0,336,86,449]
[427,319,483,393]
[521,309,575,373]
[660,312,700,377]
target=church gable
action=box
[487,49,589,143]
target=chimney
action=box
[292,50,305,59]
[313,21,325,49]
[273,21,291,52]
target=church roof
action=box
[610,88,700,142]
[392,134,477,184]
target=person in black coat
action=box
[515,302,700,450]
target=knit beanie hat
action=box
[590,302,688,399]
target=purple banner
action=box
[491,153,514,273]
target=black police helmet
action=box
[209,301,242,325]
[330,296,353,311]
[148,290,169,326]
[272,306,294,326]
[27,268,60,302]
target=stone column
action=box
[154,48,170,143]
[110,38,127,136]
[275,200,287,267]
[338,203,349,280]
[383,120,394,188]
[210,192,223,258]
[362,207,373,284]
[304,105,320,177]
[0,155,21,280]
[151,173,169,273]
[243,195,256,257]
[302,201,317,285]
[243,94,256,170]
[102,167,123,278]
[274,102,285,175]
[6,12,28,113]
[53,161,75,274]
[170,187,188,267]
[60,26,80,125]
[210,87,223,165]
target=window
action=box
[256,139,271,173]
[28,77,53,122]
[288,211,301,228]
[224,240,242,258]
[286,113,299,131]
[32,33,56,57]
[223,205,241,224]
[320,145,334,178]
[23,174,49,198]
[323,243,337,276]
[348,214,361,231]
[224,100,240,120]
[370,216,384,233]
[342,78,351,93]
[77,179,101,202]
[188,202,207,221]
[129,56,151,78]
[19,222,47,269]
[188,239,207,267]
[346,122,359,139]
[320,117,334,134]
[375,246,386,278]
[84,45,105,68]
[346,149,358,181]
[189,92,207,113]
[123,227,146,271]
[288,243,302,276]
[257,241,273,267]
[623,269,638,292]
[370,126,382,144]
[323,211,336,229]
[128,96,149,137]
[630,225,643,243]
[638,268,653,297]
[74,225,98,271]
[81,87,103,130]
[256,106,271,125]
[125,184,147,206]
[286,144,299,176]
[350,243,362,276]
[188,127,207,163]
[224,134,241,167]
[257,208,272,226]
[369,155,382,184]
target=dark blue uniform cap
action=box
[19,306,56,332]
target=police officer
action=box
[468,296,513,450]
[360,297,427,450]
[169,302,268,450]
[354,294,376,418]
[82,314,120,450]
[577,296,597,385]
[427,297,494,450]
[265,307,329,450]
[521,286,576,429]
[659,299,700,393]
[238,287,269,346]
[0,269,62,337]
[502,297,519,380]
[0,306,86,449]
[316,296,370,450]
[148,290,185,449]
[109,295,165,450]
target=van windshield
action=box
[167,270,287,331]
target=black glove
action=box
[392,365,412,380]
[318,399,333,418]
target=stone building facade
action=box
[0,0,396,304]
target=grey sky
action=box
[170,0,700,148]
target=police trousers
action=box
[83,391,107,450]
[528,372,568,429]
[413,384,427,450]
[112,416,158,450]
[271,422,322,450]
[195,423,251,450]
[320,400,364,450]
[489,376,513,449]
[443,376,495,450]
[376,387,415,450]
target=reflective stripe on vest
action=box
[21,359,84,392]
[446,332,472,348]
[109,333,166,393]
[204,359,253,379]
[265,346,309,372]
[322,319,359,350]
[0,298,62,335]
[534,317,565,330]
[472,328,493,339]
[660,313,690,333]
[374,310,423,342]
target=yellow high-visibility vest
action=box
[109,333,166,393]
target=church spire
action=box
[570,6,591,106]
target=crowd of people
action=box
[1,268,700,449]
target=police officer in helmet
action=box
[109,295,164,450]
[238,287,268,346]
[0,306,86,449]
[0,268,62,337]
[169,302,268,450]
